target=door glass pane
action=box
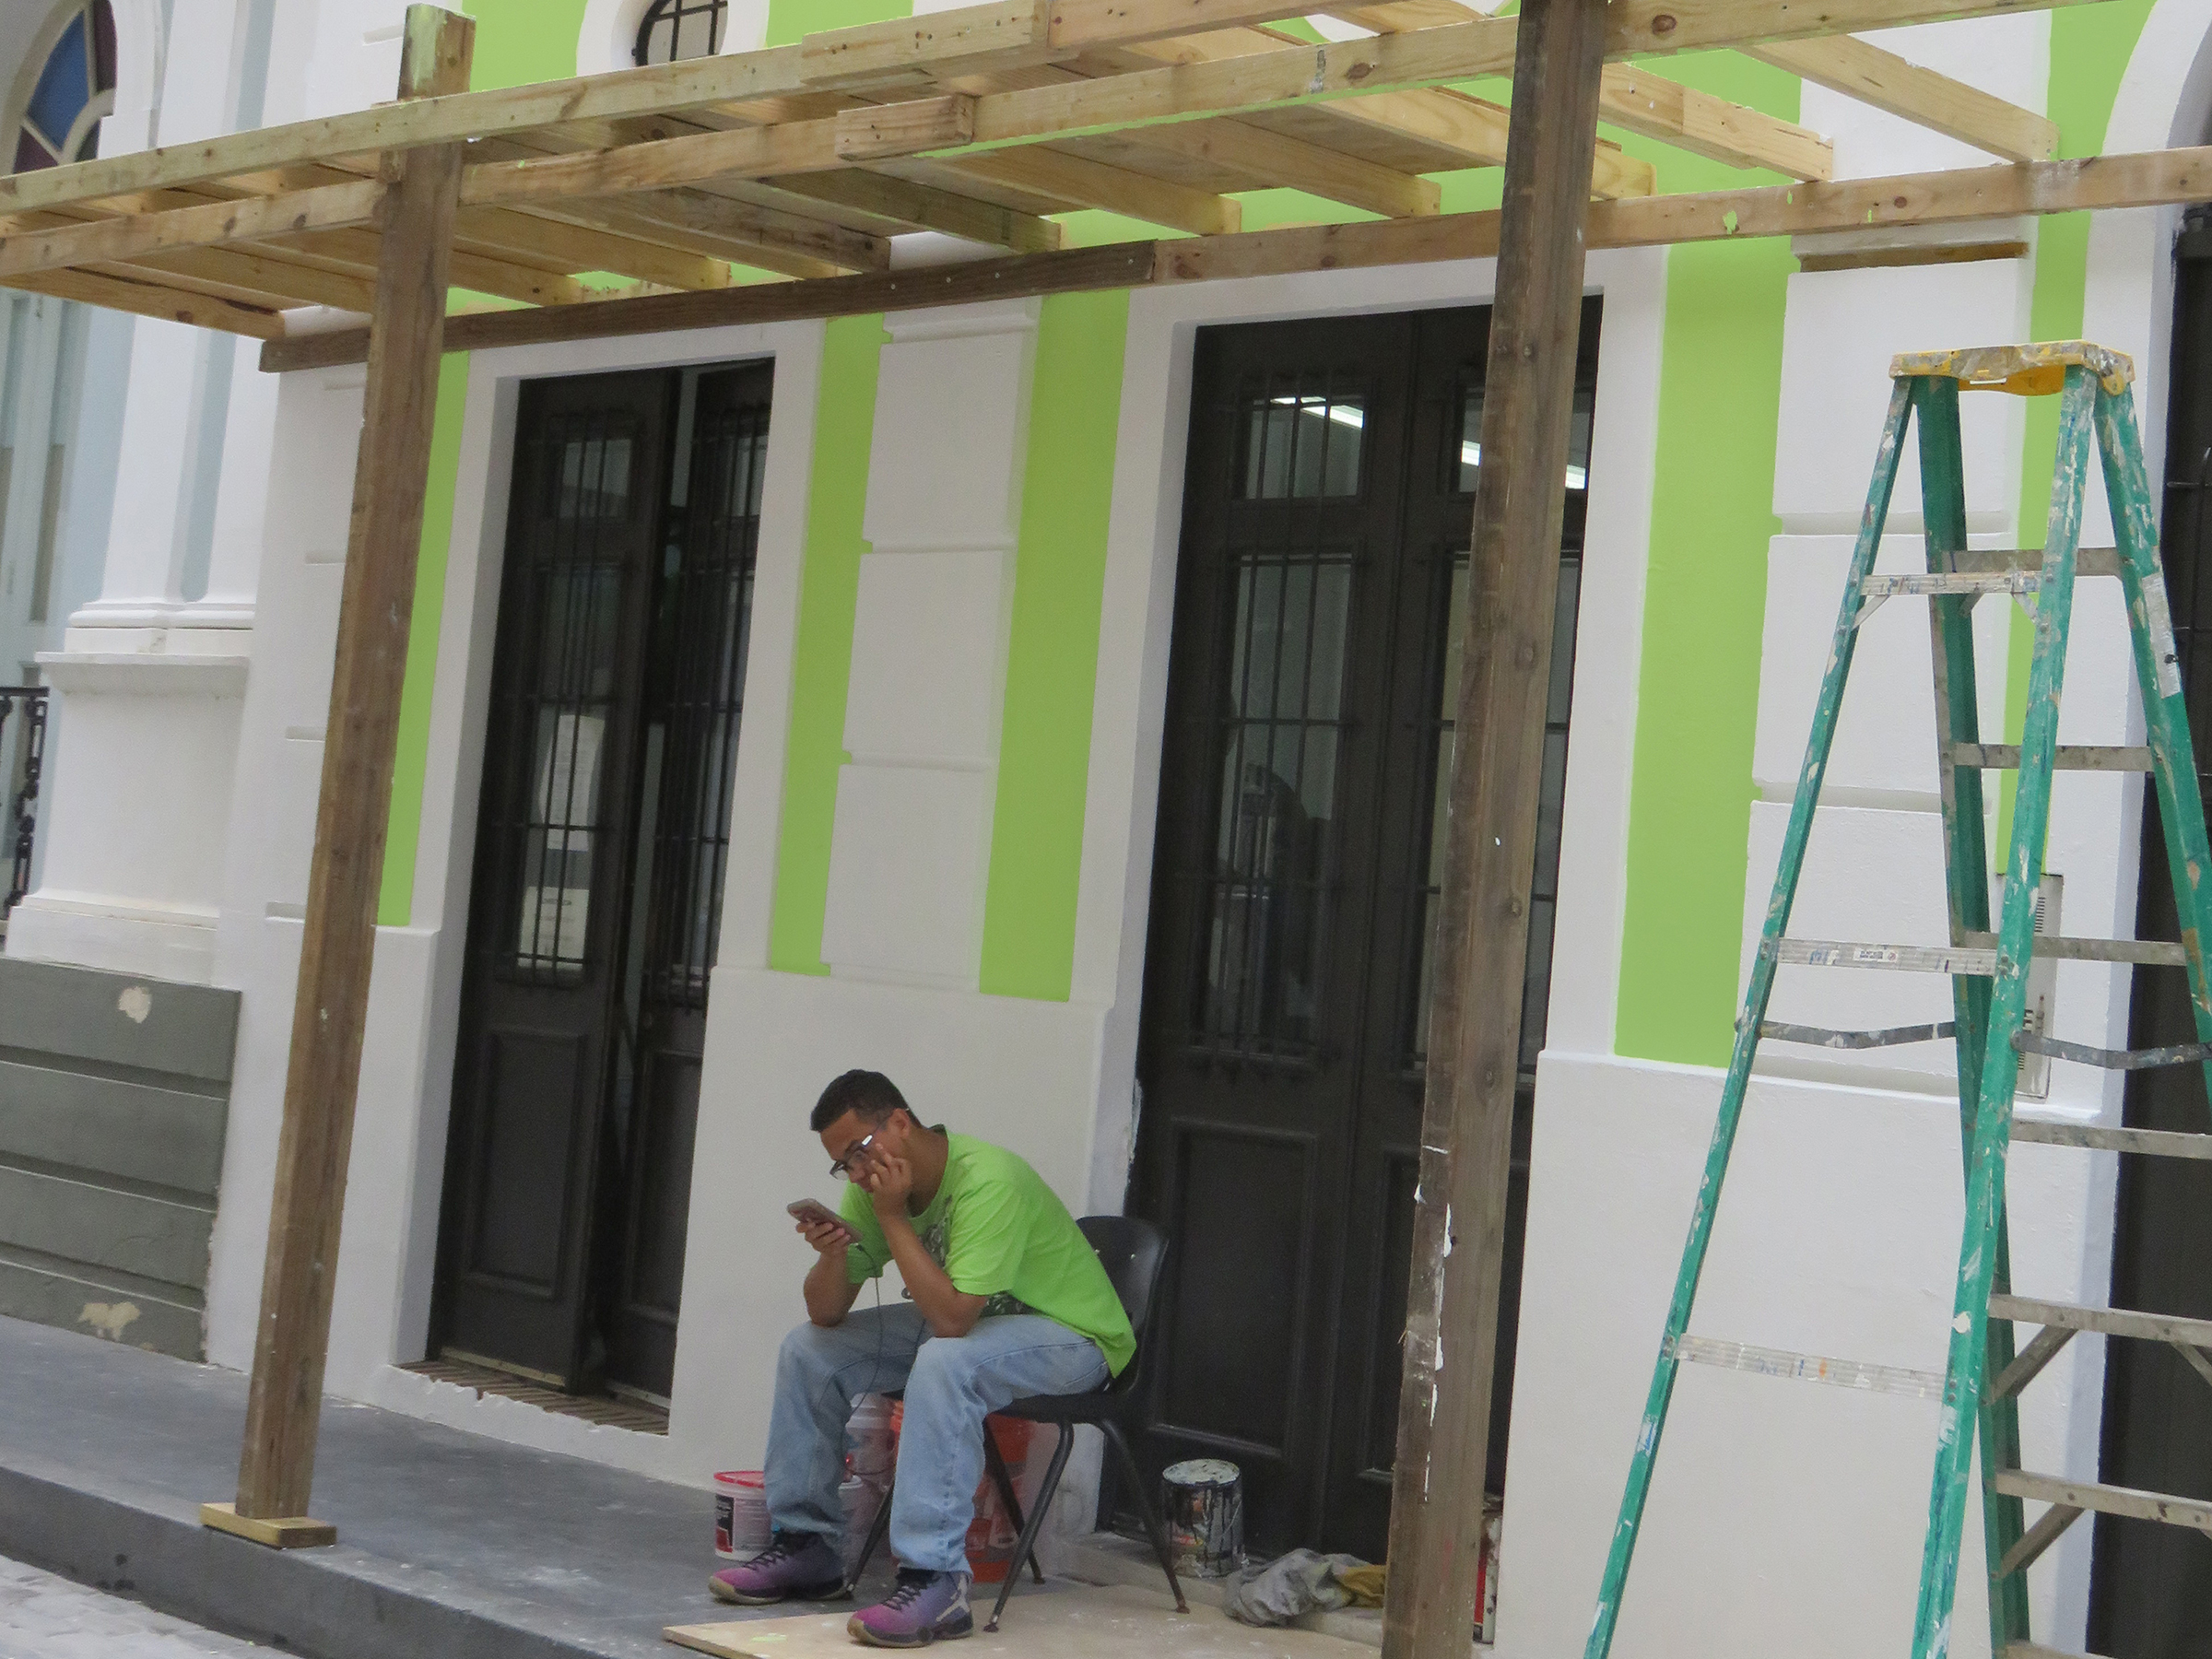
[1242,393,1365,499]
[553,434,633,519]
[1459,387,1594,494]
[1196,548,1352,1054]
[1409,555,1581,1065]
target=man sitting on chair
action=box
[711,1069,1135,1649]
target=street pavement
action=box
[0,1557,266,1657]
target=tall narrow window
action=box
[29,303,85,625]
[8,2,116,174]
[633,0,725,65]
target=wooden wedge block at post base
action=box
[199,1501,338,1549]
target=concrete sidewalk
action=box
[0,1314,829,1659]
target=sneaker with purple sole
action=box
[708,1531,848,1606]
[846,1568,974,1648]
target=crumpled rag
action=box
[1221,1548,1386,1627]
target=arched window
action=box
[9,1,115,174]
[634,0,726,65]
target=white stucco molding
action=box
[34,651,247,695]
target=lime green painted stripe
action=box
[1614,51,1798,1068]
[378,352,473,928]
[770,315,886,974]
[978,291,1131,1000]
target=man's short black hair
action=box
[811,1069,911,1134]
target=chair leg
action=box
[982,1427,1046,1585]
[1102,1419,1188,1614]
[847,1472,896,1596]
[988,1425,1076,1633]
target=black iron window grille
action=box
[1,685,48,913]
[634,0,726,65]
[638,386,769,1007]
[501,414,641,982]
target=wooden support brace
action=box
[1744,35,2057,164]
[219,3,473,1538]
[1379,0,1607,1654]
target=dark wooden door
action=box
[2088,223,2212,1654]
[593,365,772,1401]
[438,370,678,1388]
[1131,302,1597,1557]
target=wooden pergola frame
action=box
[16,0,2194,1651]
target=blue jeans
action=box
[764,1303,1110,1574]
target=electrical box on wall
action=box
[1995,871,2062,1101]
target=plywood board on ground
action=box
[665,1585,1375,1659]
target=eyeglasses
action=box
[830,1133,876,1181]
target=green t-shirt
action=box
[839,1133,1136,1376]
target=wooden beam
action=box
[576,189,888,274]
[1325,0,1828,176]
[1124,115,1440,215]
[764,168,1066,250]
[262,241,1159,370]
[223,3,474,1534]
[923,145,1241,232]
[1382,0,1607,1655]
[1744,35,2058,163]
[453,206,742,290]
[0,179,382,281]
[2,264,283,335]
[1598,63,1831,176]
[128,246,382,312]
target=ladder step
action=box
[1770,938,1995,975]
[1993,1470,2212,1536]
[1954,743,2156,772]
[1667,1335,1946,1398]
[1757,1018,1956,1050]
[2015,1031,2212,1071]
[1959,931,2190,966]
[1862,571,2039,598]
[1949,545,2121,577]
[1992,1295,2212,1350]
[2012,1121,2212,1159]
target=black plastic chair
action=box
[846,1216,1189,1631]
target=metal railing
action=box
[1,686,48,913]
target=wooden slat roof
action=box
[0,0,2101,347]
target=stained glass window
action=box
[10,1,115,174]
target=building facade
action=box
[3,0,2208,1651]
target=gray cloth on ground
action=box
[1221,1548,1371,1627]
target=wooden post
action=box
[1379,0,1608,1649]
[199,5,473,1550]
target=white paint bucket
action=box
[714,1470,770,1559]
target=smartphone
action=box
[788,1198,857,1242]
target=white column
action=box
[8,0,263,979]
[818,300,1038,987]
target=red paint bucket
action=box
[714,1470,769,1559]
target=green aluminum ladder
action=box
[1584,342,2212,1659]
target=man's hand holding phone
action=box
[787,1198,855,1255]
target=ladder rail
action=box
[1912,364,2099,1659]
[1914,372,2028,1650]
[1583,377,1917,1659]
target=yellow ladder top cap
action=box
[1890,341,2134,396]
